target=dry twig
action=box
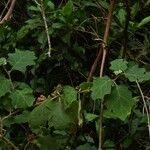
[0,0,16,25]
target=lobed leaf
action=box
[104,85,135,121]
[8,49,37,73]
[62,85,77,109]
[10,88,35,109]
[91,76,113,100]
[0,75,12,97]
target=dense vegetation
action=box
[0,0,150,149]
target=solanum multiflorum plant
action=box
[0,0,150,149]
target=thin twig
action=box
[100,0,115,77]
[136,81,150,138]
[2,136,19,150]
[98,1,115,150]
[2,65,14,89]
[39,0,52,57]
[87,48,102,82]
[0,0,16,25]
[0,0,11,20]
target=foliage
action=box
[0,0,150,149]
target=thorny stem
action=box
[98,1,115,150]
[136,81,150,138]
[39,0,52,57]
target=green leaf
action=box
[79,82,92,91]
[103,140,115,150]
[76,143,97,150]
[48,101,72,130]
[30,99,72,130]
[91,76,113,100]
[10,88,35,109]
[0,57,7,65]
[62,86,77,109]
[8,49,37,73]
[110,59,128,75]
[17,25,30,40]
[29,98,53,127]
[62,0,73,16]
[47,1,54,10]
[117,9,126,25]
[84,113,98,122]
[37,135,59,150]
[104,85,135,121]
[131,2,140,17]
[0,75,12,97]
[138,16,150,28]
[14,111,30,124]
[124,64,150,82]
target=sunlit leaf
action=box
[0,57,7,65]
[138,16,150,27]
[110,59,128,74]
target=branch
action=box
[39,0,52,57]
[136,81,150,138]
[98,1,115,150]
[0,0,16,25]
[99,0,115,77]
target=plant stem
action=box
[98,1,115,150]
[136,81,150,138]
[40,0,52,57]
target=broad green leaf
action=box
[124,65,150,82]
[138,16,150,27]
[91,76,113,100]
[0,57,7,65]
[8,49,37,73]
[104,85,135,121]
[29,98,53,127]
[76,143,97,150]
[30,99,72,130]
[0,75,12,97]
[10,88,35,109]
[62,0,73,16]
[14,111,30,124]
[110,59,128,75]
[62,86,77,109]
[48,101,72,130]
